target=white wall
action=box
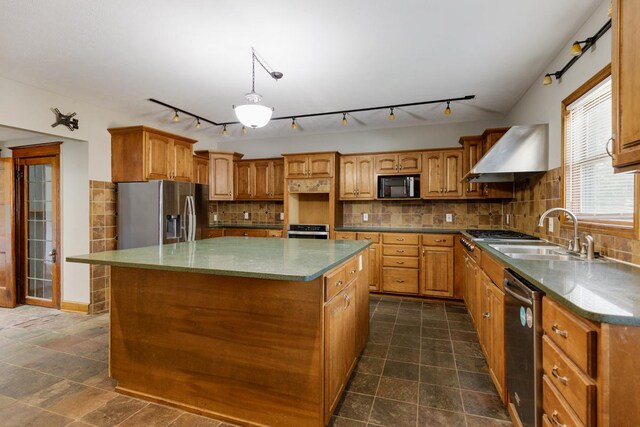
[505,0,611,169]
[210,119,506,158]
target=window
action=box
[563,67,635,228]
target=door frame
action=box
[11,142,62,309]
[0,157,16,308]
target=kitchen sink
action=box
[488,244,590,261]
[505,253,580,261]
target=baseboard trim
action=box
[60,300,90,314]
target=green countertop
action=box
[67,237,371,282]
[335,227,462,234]
[476,241,640,326]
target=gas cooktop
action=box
[464,229,541,241]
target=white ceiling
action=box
[0,0,603,140]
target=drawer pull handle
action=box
[551,366,569,385]
[396,250,405,253]
[396,238,404,241]
[482,311,490,319]
[396,261,404,265]
[396,279,405,283]
[551,324,568,338]
[335,280,343,287]
[551,410,566,427]
[350,269,357,274]
[364,237,372,240]
[434,239,446,242]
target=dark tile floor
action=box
[0,297,512,427]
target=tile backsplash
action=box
[343,200,504,229]
[89,180,116,314]
[209,201,284,225]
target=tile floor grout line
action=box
[447,306,470,427]
[365,298,392,426]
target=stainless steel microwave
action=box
[378,175,420,199]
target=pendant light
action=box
[389,108,395,121]
[444,101,452,116]
[233,48,283,129]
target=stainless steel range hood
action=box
[464,124,549,183]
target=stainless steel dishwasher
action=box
[504,269,543,427]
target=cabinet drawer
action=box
[383,256,419,269]
[421,234,454,246]
[382,245,419,257]
[382,268,419,294]
[266,229,283,238]
[345,257,359,285]
[542,375,585,427]
[356,232,380,243]
[542,298,597,376]
[542,336,596,426]
[481,252,505,291]
[382,233,419,245]
[335,231,357,240]
[205,228,224,238]
[325,266,347,302]
[224,228,267,237]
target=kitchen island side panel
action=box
[110,266,325,427]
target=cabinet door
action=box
[145,133,172,180]
[253,161,271,199]
[356,156,375,199]
[209,154,234,200]
[420,246,453,297]
[234,162,253,199]
[422,152,443,198]
[463,138,484,197]
[442,151,463,197]
[368,244,380,291]
[285,155,308,178]
[612,0,640,171]
[340,156,358,199]
[479,274,492,357]
[271,160,285,199]
[172,140,193,182]
[374,154,398,174]
[398,153,421,173]
[308,154,334,177]
[488,282,505,401]
[193,156,209,185]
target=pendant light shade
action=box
[234,92,273,128]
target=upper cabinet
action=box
[284,153,336,178]
[421,150,463,198]
[203,151,244,200]
[340,155,375,200]
[374,152,421,174]
[459,135,484,198]
[109,126,196,183]
[193,153,209,185]
[234,159,284,200]
[612,0,640,173]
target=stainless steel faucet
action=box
[538,208,581,252]
[584,235,595,260]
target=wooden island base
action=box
[109,250,369,427]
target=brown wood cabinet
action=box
[340,155,375,199]
[234,159,284,200]
[193,154,209,185]
[202,151,244,200]
[284,152,336,178]
[479,271,505,401]
[459,135,484,197]
[420,235,454,297]
[422,149,463,198]
[463,252,480,326]
[374,152,421,174]
[612,0,640,172]
[109,126,196,183]
[381,233,420,294]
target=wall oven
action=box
[377,175,420,199]
[287,224,330,239]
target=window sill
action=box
[560,220,636,239]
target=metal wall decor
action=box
[50,108,79,131]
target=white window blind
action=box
[564,76,634,223]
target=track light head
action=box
[222,125,228,136]
[444,102,452,116]
[342,113,348,125]
[172,110,180,122]
[291,118,297,130]
[389,108,395,121]
[543,73,553,85]
[570,41,583,56]
[242,126,248,135]
[195,118,201,129]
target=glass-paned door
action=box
[18,156,60,308]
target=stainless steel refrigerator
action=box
[117,181,209,249]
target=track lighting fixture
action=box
[222,125,228,136]
[172,110,180,122]
[389,108,395,121]
[233,47,283,129]
[195,118,201,129]
[543,19,611,86]
[341,113,348,125]
[444,102,452,116]
[291,118,297,130]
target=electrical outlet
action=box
[362,213,369,222]
[505,214,510,225]
[279,212,284,221]
[445,213,453,223]
[243,211,250,220]
[548,217,554,232]
[213,214,218,222]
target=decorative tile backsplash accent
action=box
[287,179,331,193]
[89,180,116,314]
[343,200,504,229]
[505,167,640,264]
[209,201,284,225]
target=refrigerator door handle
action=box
[188,196,196,241]
[181,196,188,242]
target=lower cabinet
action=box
[420,234,454,297]
[381,233,420,294]
[463,252,480,325]
[335,231,381,292]
[479,271,505,401]
[204,228,283,238]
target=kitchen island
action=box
[68,237,371,427]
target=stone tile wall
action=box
[504,168,640,264]
[89,180,117,314]
[209,201,285,226]
[343,200,504,229]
